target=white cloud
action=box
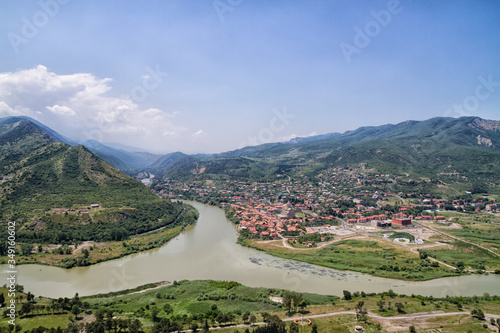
[280,131,318,142]
[0,65,186,151]
[165,111,181,118]
[0,101,23,116]
[192,129,206,138]
[47,105,76,116]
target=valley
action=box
[2,1,500,330]
[1,116,500,333]
[155,165,500,281]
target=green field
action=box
[426,240,500,271]
[443,213,500,254]
[2,281,500,333]
[244,238,458,281]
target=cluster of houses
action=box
[155,167,500,240]
[228,201,305,238]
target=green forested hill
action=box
[0,118,195,244]
[163,117,500,193]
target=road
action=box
[414,221,500,258]
[275,233,337,251]
[184,310,500,332]
[134,207,186,236]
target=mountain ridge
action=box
[3,115,500,193]
[0,117,191,245]
[157,116,500,194]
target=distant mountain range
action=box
[80,139,161,171]
[2,115,500,194]
[153,116,500,194]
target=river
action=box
[141,174,154,186]
[4,201,500,298]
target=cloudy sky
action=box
[1,1,499,154]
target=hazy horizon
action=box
[1,1,499,154]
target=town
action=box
[151,166,500,249]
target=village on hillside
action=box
[152,167,500,248]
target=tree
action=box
[356,301,367,321]
[129,319,142,333]
[395,302,405,314]
[282,291,303,314]
[203,320,210,333]
[71,304,80,318]
[190,322,199,332]
[20,243,33,256]
[151,306,160,322]
[216,312,226,325]
[65,322,80,333]
[0,293,4,306]
[471,308,485,320]
[311,324,318,333]
[20,302,33,317]
[95,309,105,322]
[152,318,173,333]
[409,326,416,333]
[163,303,173,314]
[289,322,299,333]
[419,250,428,260]
[377,299,386,312]
[298,299,309,313]
[343,290,352,301]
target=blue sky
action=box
[1,0,499,153]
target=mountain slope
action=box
[313,117,500,180]
[81,139,161,171]
[162,117,500,192]
[146,152,199,177]
[0,116,161,172]
[0,116,78,147]
[0,118,194,244]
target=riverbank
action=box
[219,199,500,282]
[2,280,499,332]
[4,200,500,299]
[0,204,198,268]
[238,237,463,282]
